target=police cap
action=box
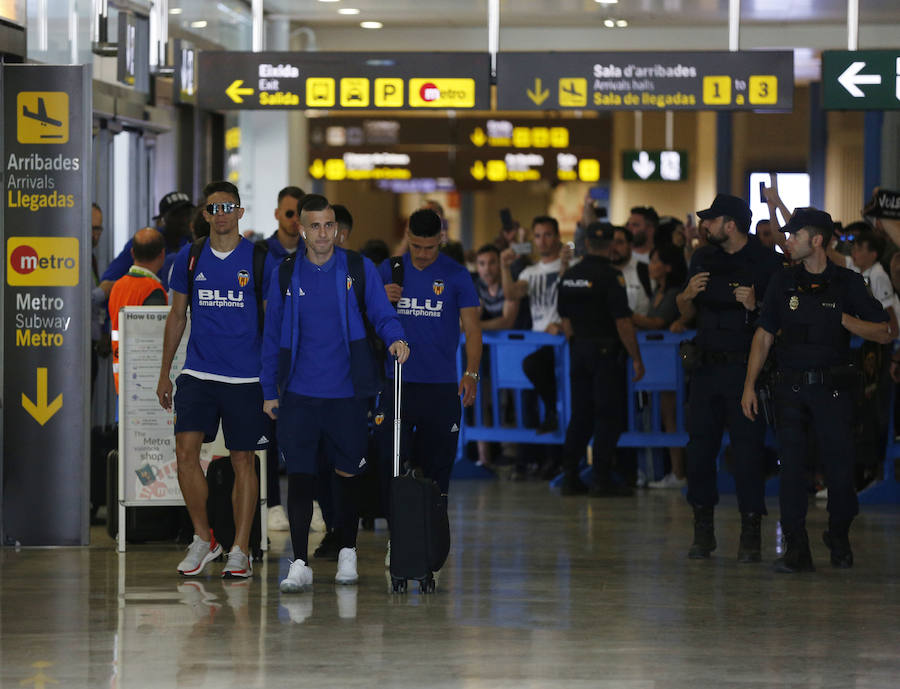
[780,207,834,243]
[584,221,616,242]
[697,193,752,233]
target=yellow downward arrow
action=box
[22,368,63,426]
[527,78,550,106]
[226,79,255,104]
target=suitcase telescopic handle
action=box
[393,357,402,478]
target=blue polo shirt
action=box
[285,253,353,398]
[379,251,480,384]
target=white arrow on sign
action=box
[632,151,656,180]
[838,61,882,98]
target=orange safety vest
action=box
[109,268,168,393]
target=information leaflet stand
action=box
[116,306,267,552]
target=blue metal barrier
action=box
[858,389,900,504]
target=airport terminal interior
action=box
[2,1,900,688]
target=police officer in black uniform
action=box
[741,208,892,572]
[557,222,645,496]
[676,194,782,561]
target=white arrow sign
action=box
[838,61,882,98]
[632,151,656,180]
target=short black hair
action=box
[651,243,687,287]
[755,219,771,231]
[854,229,885,260]
[532,215,559,235]
[476,244,500,258]
[360,239,390,265]
[300,193,330,214]
[332,204,353,231]
[409,208,442,237]
[203,180,240,206]
[278,186,305,203]
[132,230,165,262]
[630,206,660,228]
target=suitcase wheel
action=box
[420,574,436,594]
[391,577,407,594]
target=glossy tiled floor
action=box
[2,482,899,688]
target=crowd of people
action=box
[95,178,900,584]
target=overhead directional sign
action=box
[823,51,900,110]
[497,52,793,111]
[622,150,689,182]
[198,52,490,111]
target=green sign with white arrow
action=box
[622,150,688,182]
[823,50,900,110]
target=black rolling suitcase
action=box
[206,455,264,561]
[389,360,450,594]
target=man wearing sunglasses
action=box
[157,181,269,580]
[261,194,409,593]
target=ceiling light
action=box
[595,0,618,4]
[318,0,341,3]
[169,8,182,14]
[360,21,383,29]
[338,8,360,14]
[603,19,615,27]
[616,19,628,27]
[190,20,208,28]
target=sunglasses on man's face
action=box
[206,202,240,215]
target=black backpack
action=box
[185,237,269,333]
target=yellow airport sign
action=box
[306,78,336,107]
[374,78,404,107]
[340,78,370,107]
[225,80,254,103]
[702,76,732,105]
[7,237,79,286]
[409,79,476,108]
[558,78,587,107]
[17,92,69,144]
[22,368,63,426]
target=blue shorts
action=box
[277,394,369,476]
[173,374,269,451]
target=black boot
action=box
[737,513,762,563]
[774,526,815,573]
[687,506,716,559]
[823,522,853,569]
[559,472,588,496]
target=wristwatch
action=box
[464,371,479,381]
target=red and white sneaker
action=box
[222,547,253,579]
[177,532,223,576]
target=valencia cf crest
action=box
[374,413,385,426]
[433,279,445,296]
[789,296,799,311]
[616,274,626,287]
[237,269,250,287]
[347,275,353,291]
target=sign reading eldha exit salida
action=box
[198,51,490,111]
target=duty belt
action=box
[775,365,857,389]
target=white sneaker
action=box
[177,534,223,576]
[310,501,326,532]
[384,540,391,568]
[335,547,359,585]
[221,547,253,579]
[335,586,358,619]
[280,559,313,593]
[816,487,828,500]
[648,473,687,489]
[267,505,290,532]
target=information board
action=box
[823,50,900,110]
[198,51,491,111]
[497,51,794,112]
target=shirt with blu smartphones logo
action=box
[378,252,480,384]
[169,238,262,382]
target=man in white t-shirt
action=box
[610,226,652,316]
[833,230,899,336]
[501,216,572,440]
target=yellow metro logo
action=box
[7,237,79,286]
[17,92,69,144]
[409,79,476,108]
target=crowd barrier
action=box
[453,329,899,504]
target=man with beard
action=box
[610,226,651,317]
[626,206,659,263]
[675,194,782,563]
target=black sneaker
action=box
[313,529,339,561]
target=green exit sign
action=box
[622,150,688,182]
[823,50,900,110]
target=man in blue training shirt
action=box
[156,181,268,580]
[377,208,483,565]
[261,194,409,593]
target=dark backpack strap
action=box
[278,254,296,299]
[186,238,207,307]
[252,241,269,333]
[390,255,404,287]
[346,250,367,319]
[636,260,653,299]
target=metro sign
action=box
[823,51,900,110]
